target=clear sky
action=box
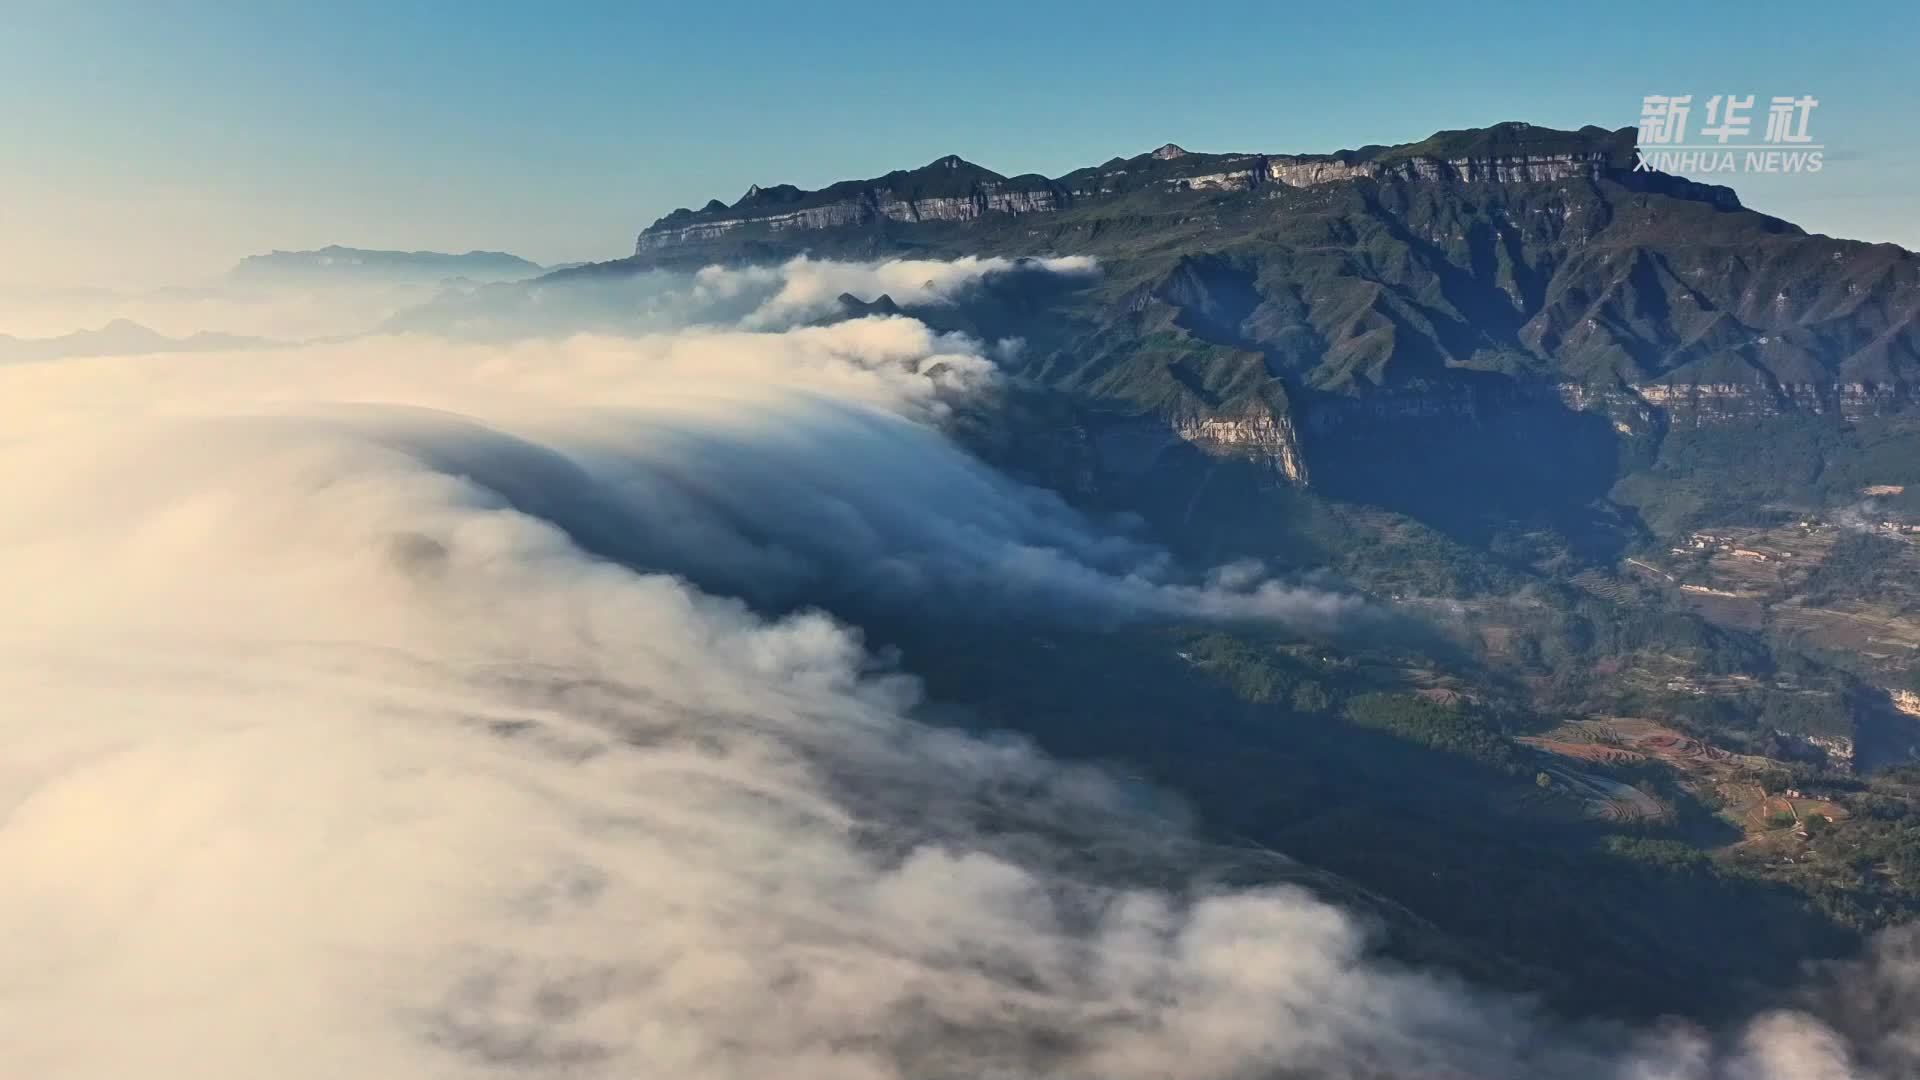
[4,0,1917,287]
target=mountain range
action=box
[0,318,274,363]
[566,121,1920,542]
[617,120,1914,397]
[230,244,548,285]
[534,124,1920,1019]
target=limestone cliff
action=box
[1632,382,1920,426]
[1084,407,1310,490]
[638,155,1065,251]
[633,122,1669,254]
[1172,410,1309,485]
[1300,378,1920,441]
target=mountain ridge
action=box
[512,119,1920,546]
[230,245,546,284]
[0,318,276,363]
[598,119,1916,426]
[633,121,1718,253]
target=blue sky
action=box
[4,0,1917,286]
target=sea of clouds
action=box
[1,255,1914,1078]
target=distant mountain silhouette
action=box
[229,245,545,285]
[0,319,275,363]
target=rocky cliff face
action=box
[1632,382,1920,426]
[1299,378,1920,437]
[1172,411,1309,484]
[636,191,1064,250]
[1266,150,1612,188]
[1049,371,1910,502]
[1082,407,1310,489]
[638,156,1066,251]
[1064,148,1621,198]
[634,122,1661,253]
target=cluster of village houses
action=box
[1670,517,1920,562]
[1671,533,1792,561]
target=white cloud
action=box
[697,253,1099,327]
[0,257,1907,1078]
[0,296,1359,631]
[387,253,1099,342]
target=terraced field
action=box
[1522,717,1782,827]
[1523,715,1865,849]
[1539,765,1667,823]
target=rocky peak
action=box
[733,183,805,209]
[1151,143,1189,160]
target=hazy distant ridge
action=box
[230,245,545,284]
